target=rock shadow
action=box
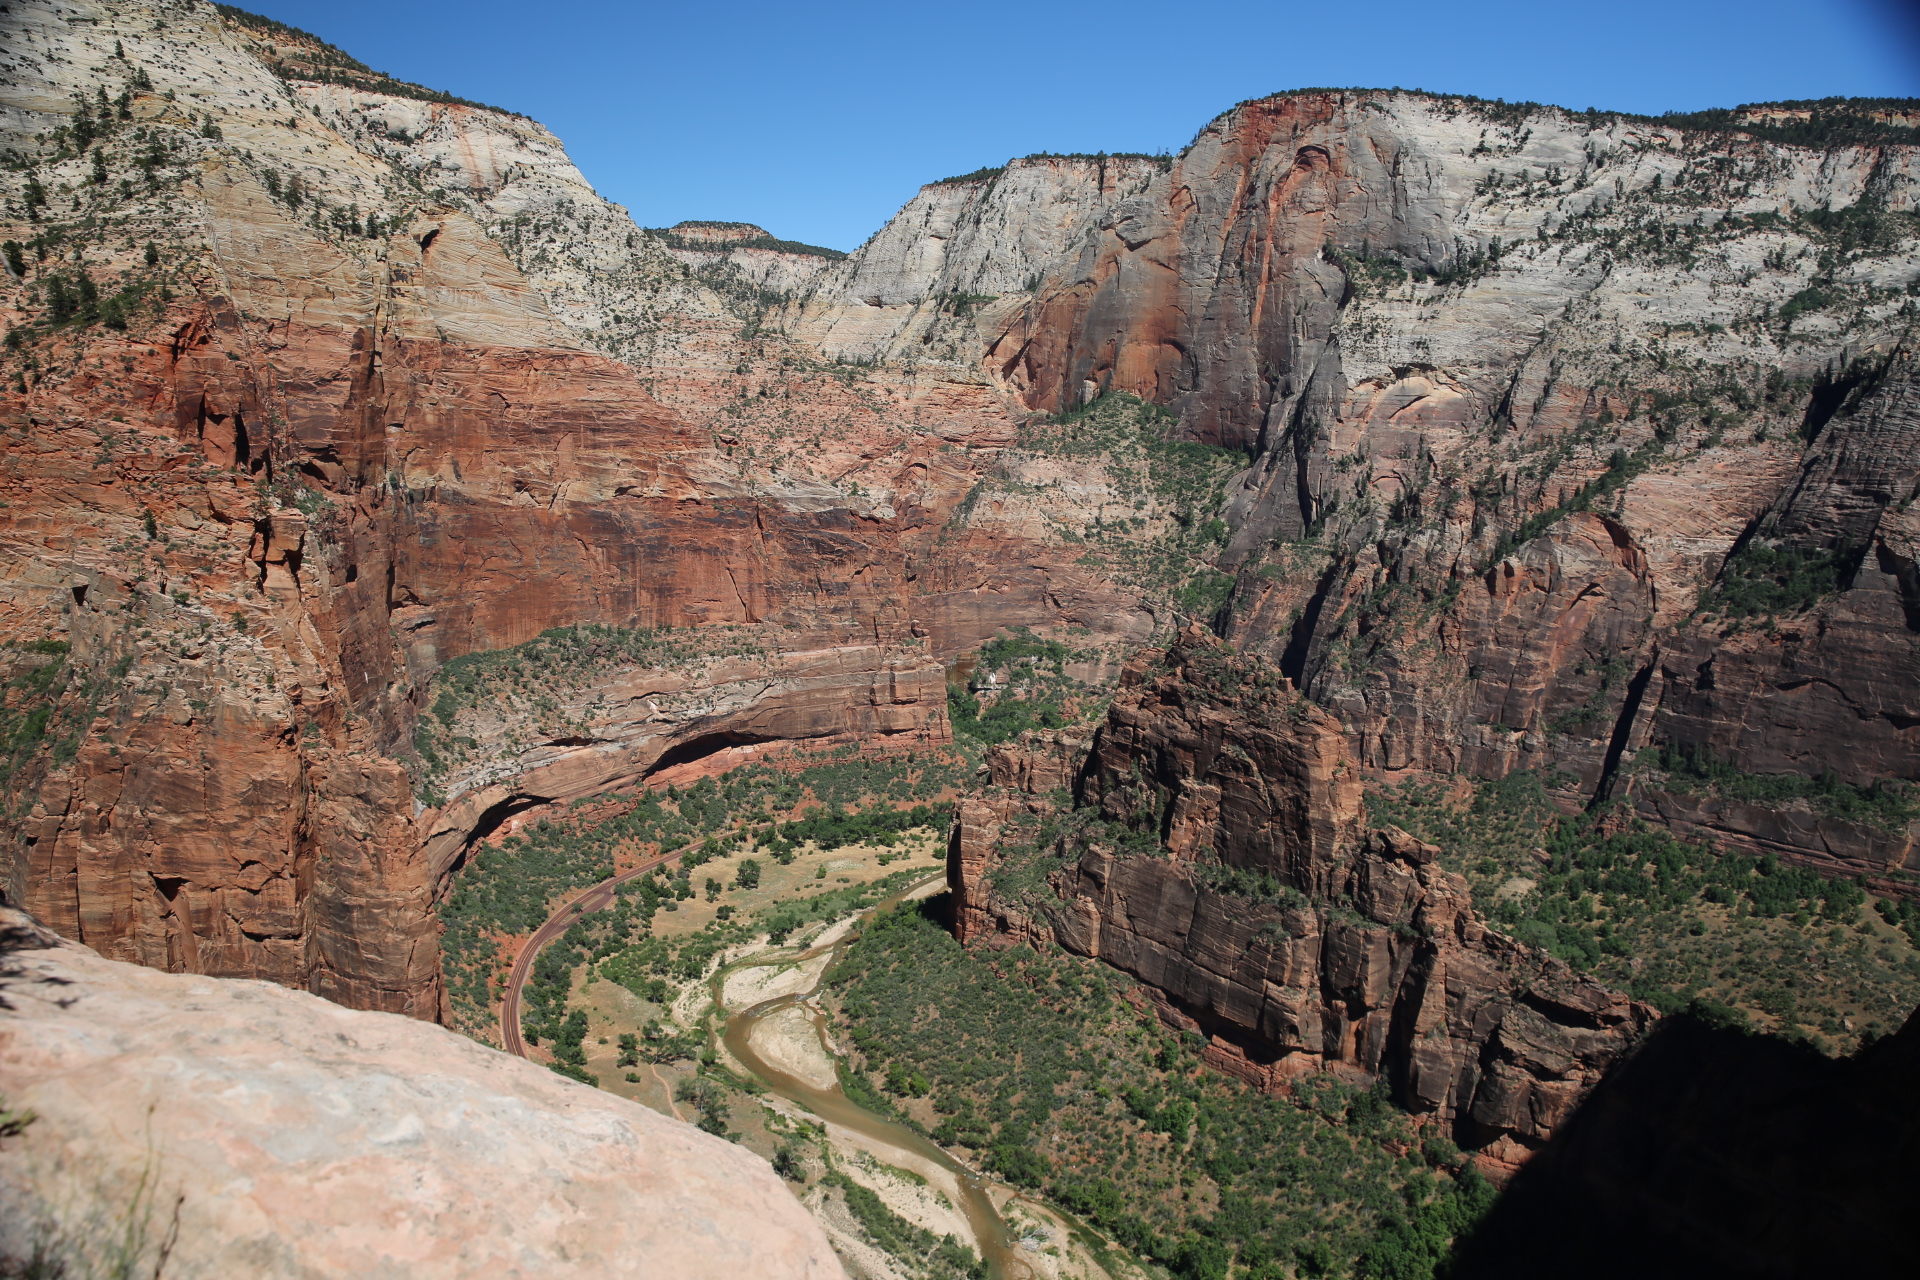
[1449,1005,1920,1279]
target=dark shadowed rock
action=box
[1448,1005,1920,1279]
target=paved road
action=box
[499,849,688,1058]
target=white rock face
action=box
[0,911,845,1280]
[791,155,1166,364]
[0,0,805,378]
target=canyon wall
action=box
[980,92,1920,883]
[1447,1003,1920,1278]
[0,0,956,1014]
[3,0,1916,1015]
[788,154,1166,366]
[949,630,1653,1167]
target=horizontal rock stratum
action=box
[0,909,844,1279]
[950,629,1653,1169]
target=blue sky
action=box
[236,0,1920,251]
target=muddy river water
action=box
[714,875,1030,1279]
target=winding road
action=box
[498,848,688,1057]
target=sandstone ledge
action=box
[0,910,843,1279]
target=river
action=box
[712,875,1030,1280]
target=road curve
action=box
[499,848,690,1058]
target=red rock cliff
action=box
[981,91,1920,884]
[950,629,1652,1165]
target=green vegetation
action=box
[1696,540,1864,621]
[436,745,968,1033]
[1643,744,1917,831]
[601,916,740,993]
[773,800,948,858]
[929,165,1008,186]
[1024,392,1246,514]
[675,1075,737,1138]
[977,805,1143,911]
[647,223,848,260]
[1176,569,1238,622]
[1484,442,1659,566]
[751,867,930,950]
[1777,285,1840,327]
[946,685,1069,745]
[930,150,1172,187]
[1215,91,1920,152]
[944,626,1114,747]
[1023,149,1176,173]
[829,900,1491,1279]
[256,166,388,241]
[1654,98,1920,150]
[522,937,597,1085]
[7,167,179,336]
[0,642,71,793]
[587,868,929,1010]
[952,393,1245,619]
[0,641,131,817]
[1367,772,1920,1050]
[824,1172,987,1280]
[935,291,998,319]
[1874,896,1920,950]
[1328,245,1411,294]
[38,265,157,331]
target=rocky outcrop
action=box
[0,908,844,1279]
[649,222,844,296]
[949,629,1653,1164]
[1609,348,1920,881]
[414,641,946,892]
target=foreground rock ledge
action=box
[0,911,844,1280]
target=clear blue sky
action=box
[235,0,1920,252]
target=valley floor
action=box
[432,702,1920,1280]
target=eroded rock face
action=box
[790,155,1166,366]
[5,0,1917,1016]
[0,909,845,1280]
[0,0,962,1012]
[950,630,1652,1163]
[0,178,951,1013]
[977,89,1920,883]
[1611,350,1920,876]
